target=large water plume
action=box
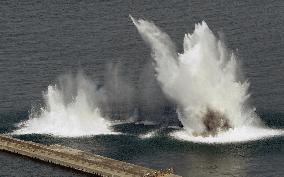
[131,16,283,141]
[13,72,113,137]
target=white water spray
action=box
[13,73,113,137]
[131,16,283,142]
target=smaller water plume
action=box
[13,72,113,137]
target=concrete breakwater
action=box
[0,134,181,177]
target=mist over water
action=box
[102,64,136,120]
[131,16,284,142]
[13,72,113,137]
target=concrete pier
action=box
[0,135,181,177]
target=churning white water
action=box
[131,16,284,143]
[171,126,284,144]
[13,73,113,137]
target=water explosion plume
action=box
[130,15,262,137]
[13,72,113,137]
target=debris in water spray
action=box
[193,108,231,137]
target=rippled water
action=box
[0,0,284,176]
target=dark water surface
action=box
[0,0,284,177]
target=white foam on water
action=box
[13,73,114,137]
[135,120,157,125]
[138,130,157,139]
[171,127,284,144]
